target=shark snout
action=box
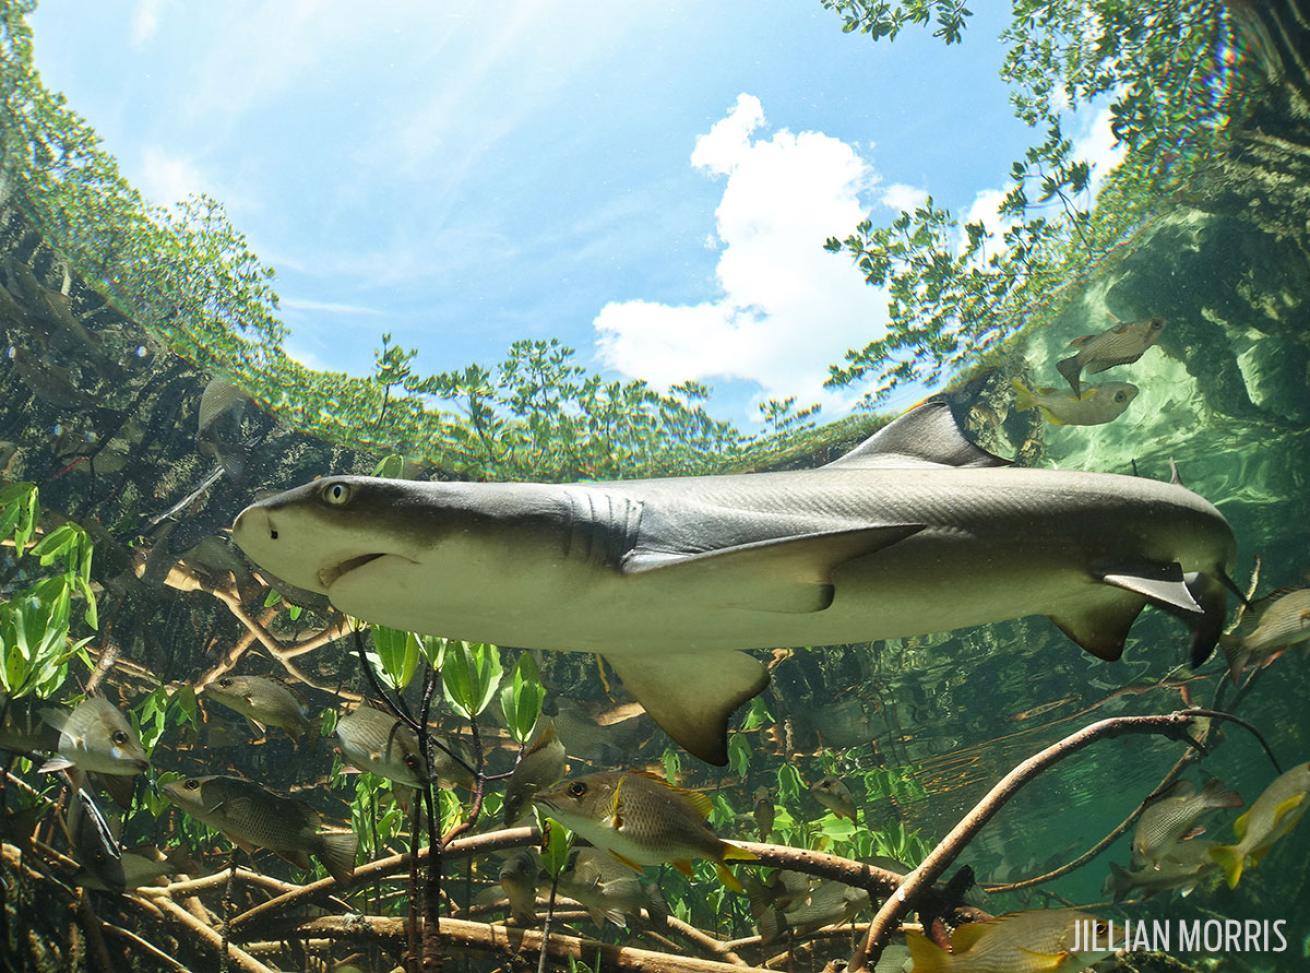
[233,505,278,544]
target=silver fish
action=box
[1220,587,1310,681]
[1056,315,1165,394]
[39,697,149,777]
[1106,841,1218,901]
[502,720,566,826]
[498,850,539,925]
[1132,778,1241,864]
[233,400,1235,765]
[335,703,473,789]
[555,848,653,928]
[811,775,857,821]
[752,786,775,840]
[164,774,357,882]
[202,675,312,738]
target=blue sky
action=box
[29,1,1117,425]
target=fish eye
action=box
[321,481,352,507]
[1151,319,1164,329]
[217,678,231,688]
[568,781,588,798]
[183,779,200,790]
[112,730,129,745]
[403,754,420,770]
[1114,391,1127,403]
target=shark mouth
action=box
[318,553,386,590]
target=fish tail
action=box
[318,830,359,884]
[1219,634,1249,683]
[1010,378,1037,413]
[1107,862,1133,902]
[1056,355,1083,394]
[905,929,953,972]
[714,860,745,893]
[721,840,759,862]
[1209,843,1245,889]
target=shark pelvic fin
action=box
[1049,596,1146,661]
[1099,562,1203,614]
[823,399,1011,470]
[622,524,924,614]
[605,651,769,765]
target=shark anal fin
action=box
[623,525,923,614]
[1049,597,1146,661]
[605,651,769,765]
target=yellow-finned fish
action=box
[502,720,567,826]
[1012,379,1138,427]
[534,770,756,892]
[164,775,357,882]
[905,909,1112,972]
[38,697,149,777]
[1132,778,1241,865]
[1056,315,1165,394]
[1209,762,1310,888]
[202,675,313,739]
[811,775,858,821]
[1220,587,1310,681]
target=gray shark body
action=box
[232,402,1235,763]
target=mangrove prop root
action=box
[141,894,272,973]
[268,914,775,973]
[848,711,1203,970]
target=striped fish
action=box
[1056,315,1165,394]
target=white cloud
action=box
[593,94,886,417]
[880,182,929,213]
[137,146,208,206]
[280,297,384,316]
[1073,105,1124,195]
[131,0,164,46]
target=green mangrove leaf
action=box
[370,625,420,691]
[541,817,575,880]
[441,641,503,720]
[727,732,751,778]
[498,653,546,744]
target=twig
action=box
[98,920,190,973]
[848,711,1203,970]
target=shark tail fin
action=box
[905,929,953,973]
[1184,572,1229,667]
[1209,843,1245,889]
[1010,378,1037,413]
[1056,355,1083,394]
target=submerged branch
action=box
[268,914,776,973]
[848,710,1204,970]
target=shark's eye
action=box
[1151,319,1164,330]
[112,730,129,746]
[322,481,352,507]
[568,781,588,798]
[183,779,200,790]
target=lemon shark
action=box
[231,401,1236,764]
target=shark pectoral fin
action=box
[1049,597,1146,661]
[605,651,769,765]
[1100,563,1202,614]
[622,525,924,614]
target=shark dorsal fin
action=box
[824,400,1011,471]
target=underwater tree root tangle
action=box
[848,710,1210,970]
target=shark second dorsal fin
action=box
[823,400,1011,471]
